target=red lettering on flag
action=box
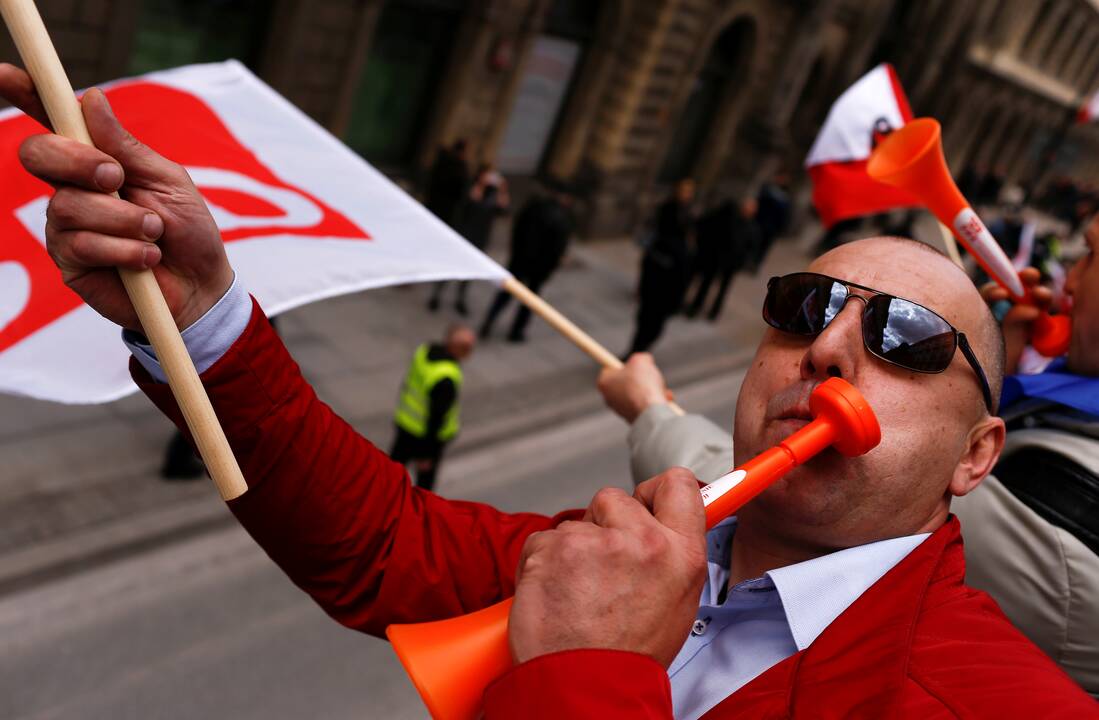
[0,81,369,353]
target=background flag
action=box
[805,63,919,228]
[0,61,509,404]
[1077,91,1099,124]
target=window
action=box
[344,0,462,168]
[128,0,274,75]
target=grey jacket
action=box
[953,428,1099,697]
[627,404,1099,696]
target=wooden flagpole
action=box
[1,0,248,500]
[502,278,686,416]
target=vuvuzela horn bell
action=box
[867,118,1071,358]
[387,377,881,720]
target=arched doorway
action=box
[344,0,466,169]
[495,0,601,176]
[658,19,755,184]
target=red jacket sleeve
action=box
[133,299,579,636]
[484,649,673,719]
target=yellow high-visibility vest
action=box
[394,344,462,441]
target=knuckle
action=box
[66,231,96,264]
[119,130,144,154]
[637,526,669,560]
[592,486,625,509]
[664,466,698,487]
[47,190,77,224]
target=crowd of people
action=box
[629,174,790,355]
[420,139,793,358]
[1,61,1096,717]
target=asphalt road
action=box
[0,368,744,720]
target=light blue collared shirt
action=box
[123,273,252,381]
[670,517,929,720]
[124,282,932,720]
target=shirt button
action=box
[691,619,709,636]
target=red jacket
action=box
[136,302,1097,718]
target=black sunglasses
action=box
[763,272,993,413]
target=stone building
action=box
[2,0,1097,236]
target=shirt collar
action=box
[765,532,930,650]
[702,517,930,650]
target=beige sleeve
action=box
[953,475,1099,696]
[626,403,735,486]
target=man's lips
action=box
[765,380,820,424]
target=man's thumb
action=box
[638,468,705,537]
[81,88,178,182]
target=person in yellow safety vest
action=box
[390,325,476,491]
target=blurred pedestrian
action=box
[685,197,759,321]
[755,171,791,267]
[430,164,510,315]
[390,325,476,492]
[479,181,574,343]
[977,163,1006,208]
[423,138,470,229]
[626,178,696,354]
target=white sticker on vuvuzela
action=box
[952,208,1025,298]
[700,470,748,507]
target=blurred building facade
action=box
[2,0,1098,235]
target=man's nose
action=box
[799,299,864,381]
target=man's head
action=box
[445,324,476,361]
[1065,214,1098,376]
[674,178,695,204]
[732,237,1006,549]
[740,197,759,219]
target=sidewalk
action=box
[0,232,811,594]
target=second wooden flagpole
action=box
[502,277,686,416]
[1,0,247,500]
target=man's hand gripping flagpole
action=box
[0,0,248,499]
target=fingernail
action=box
[141,244,160,269]
[142,213,164,239]
[95,163,122,190]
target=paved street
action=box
[0,230,811,595]
[0,367,746,720]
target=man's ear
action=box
[949,415,1006,497]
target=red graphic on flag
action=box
[806,64,919,228]
[0,81,368,353]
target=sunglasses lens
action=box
[863,296,957,372]
[764,274,848,335]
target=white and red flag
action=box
[0,61,508,403]
[1077,91,1099,124]
[804,63,919,227]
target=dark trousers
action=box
[429,280,470,306]
[628,258,687,355]
[686,261,736,320]
[389,426,447,492]
[480,271,549,340]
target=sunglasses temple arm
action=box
[958,335,994,414]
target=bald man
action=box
[3,66,1095,717]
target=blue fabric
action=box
[1001,359,1099,420]
[667,517,928,720]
